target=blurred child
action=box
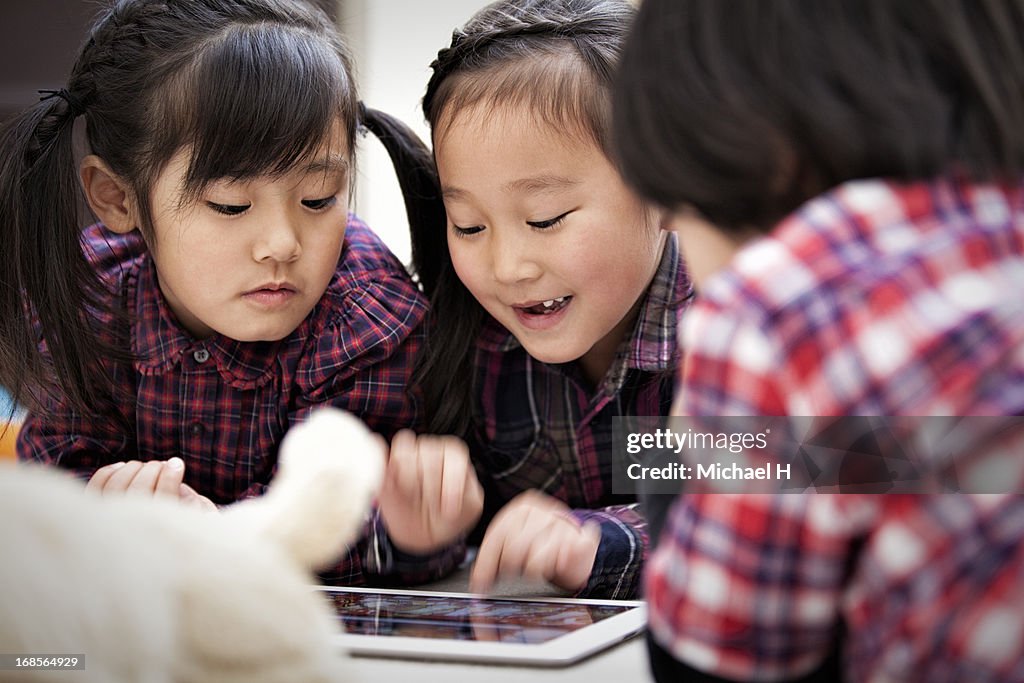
[614,0,1024,680]
[392,0,692,598]
[0,0,464,585]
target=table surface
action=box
[337,565,651,683]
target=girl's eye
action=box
[527,211,571,229]
[452,225,484,238]
[207,202,250,216]
[302,195,338,211]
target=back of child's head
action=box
[614,0,1024,234]
[0,0,441,416]
[413,0,636,436]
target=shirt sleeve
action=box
[570,502,648,599]
[16,393,134,480]
[361,509,466,586]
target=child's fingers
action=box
[85,461,127,493]
[179,482,197,502]
[100,460,145,493]
[389,429,417,463]
[179,483,218,513]
[439,439,470,519]
[124,459,165,494]
[470,500,542,591]
[388,434,423,504]
[416,436,444,517]
[553,521,601,591]
[470,520,509,593]
[493,527,530,580]
[510,501,576,582]
[522,535,558,582]
[462,466,485,523]
[153,457,185,497]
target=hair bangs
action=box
[434,49,612,157]
[171,23,357,201]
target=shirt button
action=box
[190,422,205,436]
[193,348,210,363]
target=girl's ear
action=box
[80,154,139,234]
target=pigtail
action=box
[0,92,116,415]
[414,267,484,437]
[357,104,447,295]
[357,104,476,435]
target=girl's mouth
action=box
[518,295,572,316]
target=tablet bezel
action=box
[319,585,647,666]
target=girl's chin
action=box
[516,340,586,366]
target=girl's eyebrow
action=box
[300,155,350,175]
[442,174,580,201]
[503,174,580,195]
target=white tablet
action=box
[319,586,646,666]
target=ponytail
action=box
[0,92,124,416]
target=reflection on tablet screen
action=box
[320,590,632,644]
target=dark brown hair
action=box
[0,0,443,414]
[614,0,1024,233]
[413,0,636,436]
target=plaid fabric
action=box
[472,233,692,598]
[18,216,459,585]
[649,177,1024,681]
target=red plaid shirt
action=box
[18,216,459,585]
[650,177,1024,681]
[472,234,692,598]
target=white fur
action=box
[0,408,384,683]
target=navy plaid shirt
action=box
[470,234,691,598]
[18,216,459,585]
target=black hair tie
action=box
[38,88,86,118]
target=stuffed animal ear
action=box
[224,408,385,570]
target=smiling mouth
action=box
[516,296,572,315]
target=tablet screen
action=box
[320,588,633,644]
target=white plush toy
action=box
[0,408,384,682]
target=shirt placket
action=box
[181,344,218,494]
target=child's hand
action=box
[178,482,218,513]
[378,430,484,554]
[469,490,600,594]
[86,458,186,497]
[86,458,218,512]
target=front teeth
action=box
[542,296,567,309]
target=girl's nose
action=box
[253,220,301,263]
[491,231,541,284]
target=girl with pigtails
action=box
[0,0,470,586]
[385,0,693,599]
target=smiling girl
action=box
[396,0,693,598]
